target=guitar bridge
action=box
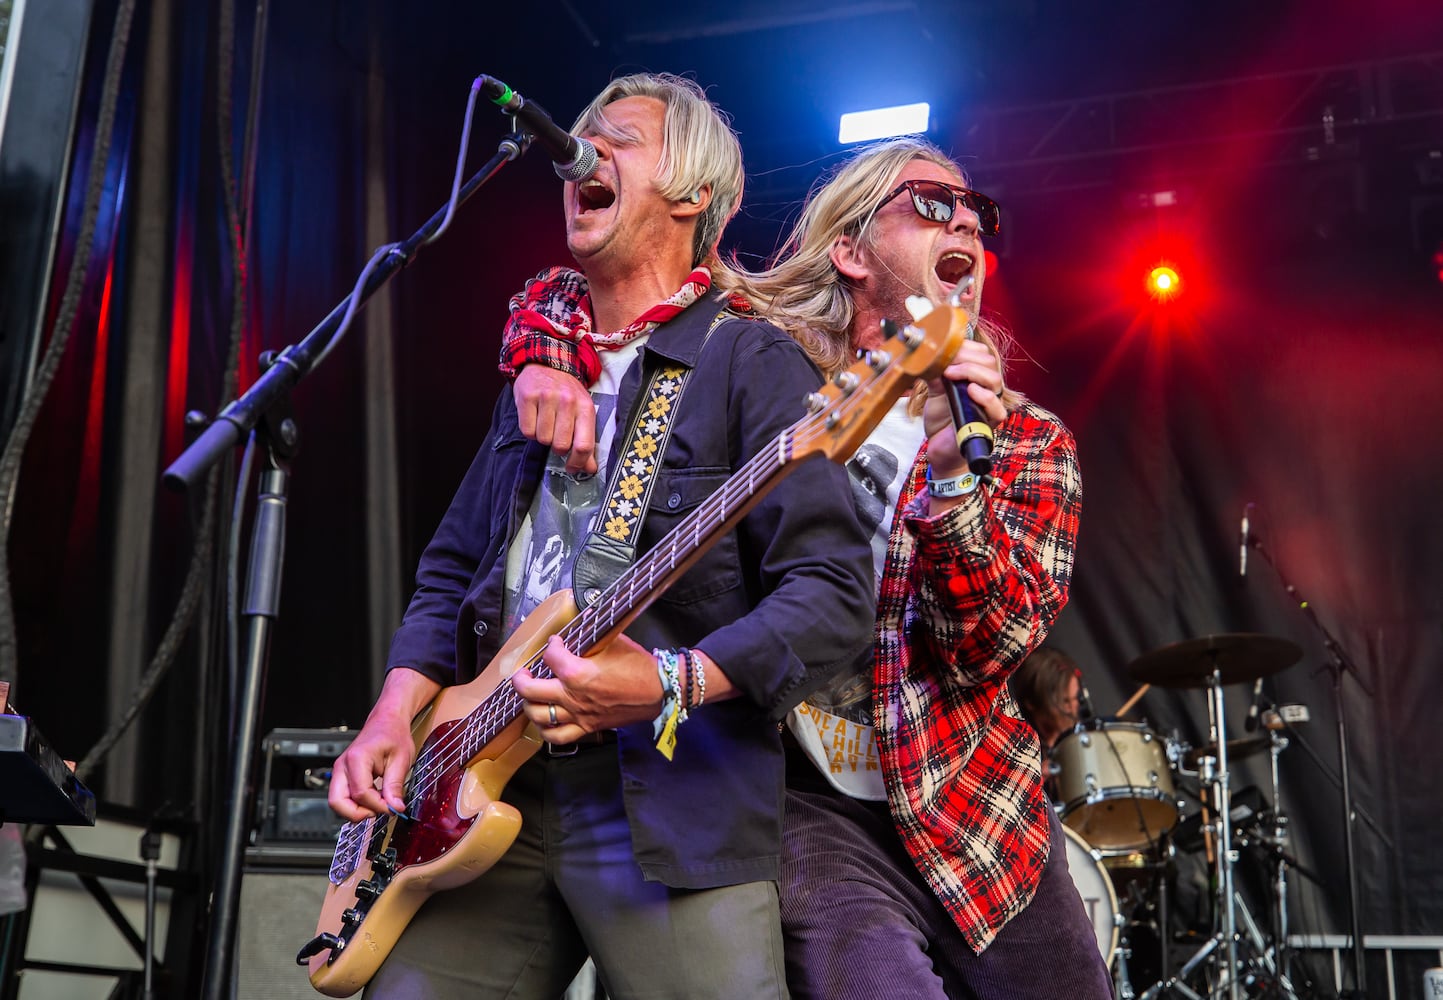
[328,819,367,885]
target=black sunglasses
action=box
[876,179,1001,237]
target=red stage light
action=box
[1147,265,1181,299]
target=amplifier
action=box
[268,789,344,842]
[262,727,357,760]
[256,728,355,845]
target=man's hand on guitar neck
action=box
[329,667,441,823]
[513,635,738,744]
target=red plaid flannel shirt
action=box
[873,400,1082,952]
[499,266,603,383]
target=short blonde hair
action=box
[572,73,744,268]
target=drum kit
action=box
[1054,633,1306,1000]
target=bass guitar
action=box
[297,302,970,996]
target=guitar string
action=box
[381,356,917,816]
[328,328,949,886]
[329,337,940,886]
[329,349,919,870]
[398,429,791,802]
[359,346,922,827]
[398,405,811,802]
[331,421,799,860]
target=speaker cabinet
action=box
[233,851,604,999]
[235,853,330,1000]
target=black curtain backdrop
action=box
[5,1,1439,992]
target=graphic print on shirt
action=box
[788,399,923,799]
[502,343,638,637]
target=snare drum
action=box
[1052,720,1178,853]
[1062,824,1120,967]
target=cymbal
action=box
[1127,633,1302,688]
[1183,735,1272,768]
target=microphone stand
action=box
[1250,536,1373,999]
[168,127,534,1000]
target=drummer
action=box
[1011,646,1084,751]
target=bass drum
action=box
[1062,824,1120,967]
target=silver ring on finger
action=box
[548,703,559,727]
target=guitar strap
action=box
[571,293,733,610]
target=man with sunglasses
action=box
[501,137,1109,999]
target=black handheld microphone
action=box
[943,279,994,477]
[477,75,598,182]
[1239,501,1253,577]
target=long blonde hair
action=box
[572,73,745,270]
[729,138,1020,411]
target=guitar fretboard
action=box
[405,429,797,804]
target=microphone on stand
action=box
[1239,501,1254,577]
[476,75,598,182]
[1245,677,1265,731]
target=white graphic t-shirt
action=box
[502,340,644,636]
[787,397,925,799]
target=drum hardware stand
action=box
[1124,635,1302,1000]
[1138,936,1214,1000]
[1261,722,1296,994]
[1113,833,1176,1000]
[1144,712,1303,1000]
[1204,665,1242,1000]
[1116,928,1138,1000]
[1139,663,1244,1000]
[1232,886,1299,999]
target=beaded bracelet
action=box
[680,646,695,715]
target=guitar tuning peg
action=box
[831,371,861,393]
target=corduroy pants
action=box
[780,773,1114,1000]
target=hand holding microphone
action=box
[943,279,994,477]
[942,362,994,478]
[910,284,1001,483]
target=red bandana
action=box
[504,265,714,384]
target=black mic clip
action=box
[476,74,598,182]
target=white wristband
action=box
[925,469,981,497]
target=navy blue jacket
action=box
[387,294,875,887]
